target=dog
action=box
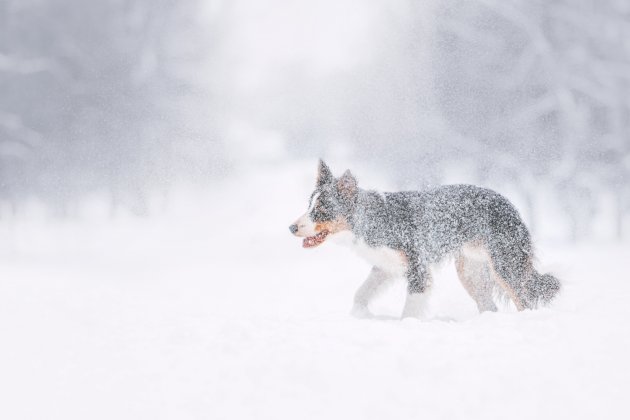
[290,160,560,318]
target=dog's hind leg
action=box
[351,267,395,318]
[455,253,497,313]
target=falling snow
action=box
[1,1,629,419]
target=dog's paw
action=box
[350,304,373,319]
[401,293,430,320]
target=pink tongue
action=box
[302,231,328,248]
[303,237,317,247]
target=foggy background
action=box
[1,0,629,240]
[2,2,630,419]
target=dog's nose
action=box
[289,224,298,234]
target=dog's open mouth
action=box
[303,230,329,248]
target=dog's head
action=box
[289,160,358,248]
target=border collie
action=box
[289,160,560,319]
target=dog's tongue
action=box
[303,231,329,248]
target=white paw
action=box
[401,293,430,320]
[400,305,429,320]
[351,304,373,319]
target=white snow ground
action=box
[1,163,629,420]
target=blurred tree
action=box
[430,0,630,240]
[0,0,225,217]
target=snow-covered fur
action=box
[290,160,560,317]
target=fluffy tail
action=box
[489,238,561,309]
[523,271,561,308]
[485,194,561,309]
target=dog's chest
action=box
[334,233,408,276]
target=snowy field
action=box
[1,163,629,420]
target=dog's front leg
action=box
[351,266,393,318]
[401,259,431,319]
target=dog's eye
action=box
[311,203,332,221]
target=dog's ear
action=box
[317,159,333,187]
[337,170,358,204]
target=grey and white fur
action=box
[290,160,561,319]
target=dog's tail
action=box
[485,194,561,310]
[488,234,561,310]
[525,271,561,307]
